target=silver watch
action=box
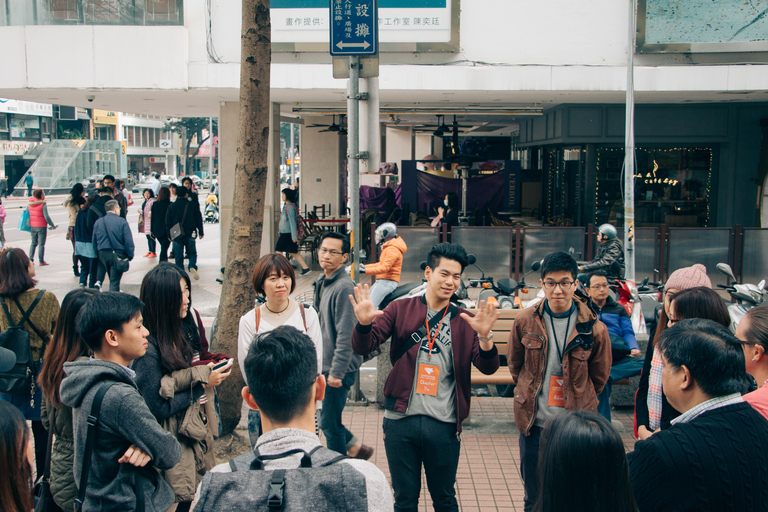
[478,331,494,342]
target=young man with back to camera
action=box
[508,251,612,512]
[350,242,500,512]
[193,326,393,511]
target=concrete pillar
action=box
[219,101,239,262]
[263,103,281,255]
[300,117,342,217]
[385,125,413,167]
[414,133,432,162]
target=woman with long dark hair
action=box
[138,188,156,258]
[133,263,231,511]
[74,193,100,287]
[536,411,638,512]
[275,187,310,275]
[0,401,34,512]
[635,264,711,439]
[64,183,85,276]
[0,247,60,477]
[38,288,97,511]
[151,186,172,262]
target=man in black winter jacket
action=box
[579,223,625,280]
[165,185,203,280]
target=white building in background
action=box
[0,0,766,253]
[117,113,178,178]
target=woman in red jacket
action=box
[27,189,57,265]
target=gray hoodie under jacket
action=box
[60,359,182,512]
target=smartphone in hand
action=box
[212,358,234,371]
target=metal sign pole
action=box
[349,55,361,283]
[624,0,636,282]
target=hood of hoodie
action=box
[383,235,407,254]
[60,359,136,410]
[28,199,45,206]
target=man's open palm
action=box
[460,300,499,338]
[349,284,384,325]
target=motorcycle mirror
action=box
[531,261,541,272]
[641,277,649,286]
[716,263,736,281]
[420,261,428,271]
[467,254,477,265]
[760,280,766,291]
[568,247,575,255]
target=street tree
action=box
[211,0,271,435]
[162,118,218,176]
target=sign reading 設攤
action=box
[330,0,378,56]
[272,0,451,45]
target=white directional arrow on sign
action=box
[336,41,371,50]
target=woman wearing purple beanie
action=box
[634,264,711,439]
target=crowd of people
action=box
[2,215,768,512]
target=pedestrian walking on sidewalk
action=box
[64,183,86,276]
[74,193,100,287]
[28,189,58,265]
[139,188,156,258]
[165,186,203,280]
[0,198,6,249]
[24,171,33,197]
[276,187,310,276]
[151,186,172,262]
[0,176,8,198]
[93,200,134,291]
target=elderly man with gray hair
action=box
[92,199,134,291]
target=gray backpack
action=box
[194,445,369,511]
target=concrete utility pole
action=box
[624,0,636,282]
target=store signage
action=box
[0,99,53,117]
[273,0,450,44]
[0,141,35,156]
[93,110,118,125]
[330,0,378,56]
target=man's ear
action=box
[425,266,432,281]
[241,386,259,411]
[679,365,693,391]
[315,374,326,402]
[104,329,119,349]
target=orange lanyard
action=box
[425,305,450,358]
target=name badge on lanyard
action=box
[416,363,440,396]
[547,376,565,407]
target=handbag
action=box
[178,380,209,442]
[170,201,191,241]
[34,407,59,512]
[18,208,30,232]
[137,212,144,232]
[101,218,130,273]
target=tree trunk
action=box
[212,0,271,436]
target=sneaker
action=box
[143,253,152,258]
[94,282,101,290]
[39,261,49,266]
[189,268,200,280]
[300,267,312,276]
[148,252,157,258]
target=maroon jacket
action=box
[351,296,500,432]
[189,308,229,367]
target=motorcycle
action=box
[636,276,664,335]
[716,263,766,332]
[469,261,541,309]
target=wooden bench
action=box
[470,309,520,390]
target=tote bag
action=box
[18,208,30,232]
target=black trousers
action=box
[383,415,461,512]
[519,426,543,512]
[98,249,126,291]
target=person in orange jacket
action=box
[360,222,407,309]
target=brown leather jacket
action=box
[507,294,612,435]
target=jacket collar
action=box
[315,266,347,287]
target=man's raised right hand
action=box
[349,283,384,326]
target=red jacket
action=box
[351,295,500,432]
[28,199,50,228]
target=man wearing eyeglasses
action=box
[313,232,373,461]
[586,272,644,422]
[508,251,612,512]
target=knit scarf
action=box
[648,345,664,430]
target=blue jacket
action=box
[92,212,135,259]
[593,296,638,350]
[279,201,299,240]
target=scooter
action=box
[716,263,766,332]
[469,261,541,309]
[377,259,474,311]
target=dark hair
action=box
[536,411,637,512]
[658,318,749,397]
[99,186,114,196]
[76,292,144,354]
[85,192,99,209]
[586,271,609,287]
[69,183,84,202]
[39,289,98,408]
[740,305,768,353]
[103,174,115,183]
[244,326,317,424]
[252,253,296,296]
[541,251,578,281]
[139,263,194,372]
[156,186,171,202]
[143,188,155,199]
[181,176,193,186]
[0,248,36,297]
[445,192,459,211]
[282,187,297,204]
[427,242,469,271]
[319,231,350,255]
[0,401,33,512]
[176,185,188,198]
[116,179,124,189]
[105,199,119,212]
[669,287,730,328]
[169,183,178,191]
[32,189,44,199]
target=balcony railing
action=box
[1,0,183,26]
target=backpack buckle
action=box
[268,470,285,509]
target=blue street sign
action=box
[330,0,378,56]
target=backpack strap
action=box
[299,303,307,331]
[74,382,116,512]
[255,306,261,332]
[10,290,47,343]
[39,406,55,485]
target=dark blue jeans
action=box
[597,357,645,421]
[383,415,461,512]
[173,237,197,270]
[319,371,357,454]
[520,425,543,512]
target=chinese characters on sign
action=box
[330,0,378,55]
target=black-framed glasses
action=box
[318,247,343,256]
[542,281,574,290]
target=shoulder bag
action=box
[170,201,191,241]
[103,218,130,273]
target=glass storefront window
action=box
[596,147,714,227]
